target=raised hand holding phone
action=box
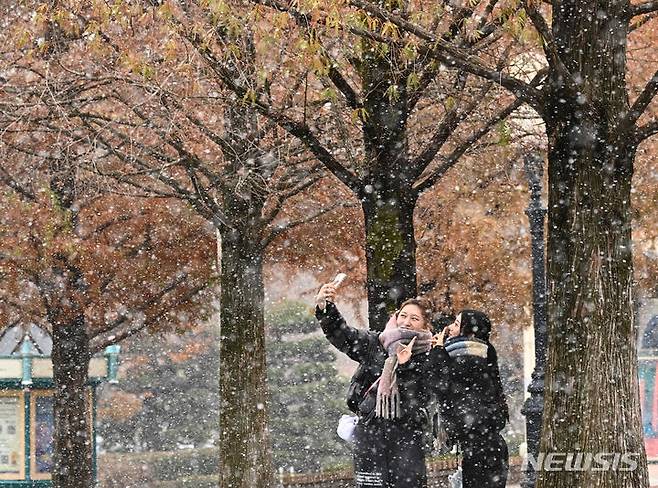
[315,273,347,310]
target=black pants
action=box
[461,432,509,488]
[353,418,427,488]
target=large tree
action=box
[0,2,347,483]
[172,0,540,328]
[0,162,215,488]
[346,0,658,485]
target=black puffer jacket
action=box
[432,336,508,443]
[316,302,434,424]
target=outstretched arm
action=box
[315,283,375,364]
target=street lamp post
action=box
[521,153,548,488]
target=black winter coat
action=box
[431,336,508,444]
[316,302,435,425]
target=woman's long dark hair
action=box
[459,309,492,342]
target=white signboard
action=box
[0,396,22,476]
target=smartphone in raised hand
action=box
[332,273,347,287]
[317,273,347,311]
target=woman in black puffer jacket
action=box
[315,281,439,488]
[432,309,509,488]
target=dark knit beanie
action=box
[432,314,456,335]
[460,309,492,342]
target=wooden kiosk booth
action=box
[0,324,119,486]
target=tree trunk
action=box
[537,2,648,483]
[51,314,93,488]
[539,133,648,487]
[218,235,272,487]
[539,140,648,487]
[357,46,419,331]
[48,167,93,488]
[362,190,418,331]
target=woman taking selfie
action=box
[314,277,437,488]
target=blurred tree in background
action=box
[266,301,350,472]
[97,300,351,473]
[97,327,219,453]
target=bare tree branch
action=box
[413,96,525,194]
[411,80,492,178]
[0,164,37,201]
[182,28,362,194]
[81,117,228,226]
[406,0,500,107]
[71,93,235,230]
[251,0,362,109]
[89,272,191,341]
[260,201,356,249]
[630,11,658,29]
[261,170,325,226]
[629,0,658,17]
[109,90,231,199]
[623,68,658,132]
[521,2,575,90]
[158,90,240,164]
[347,0,545,110]
[82,213,136,240]
[635,120,658,142]
[182,159,228,222]
[86,162,183,200]
[89,282,210,353]
[409,44,535,184]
